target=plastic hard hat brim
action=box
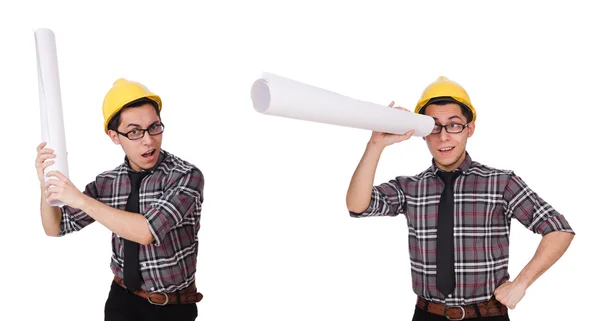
[417,96,466,113]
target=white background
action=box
[0,0,597,320]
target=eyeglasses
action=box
[431,123,469,134]
[116,122,165,140]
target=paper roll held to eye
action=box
[35,28,69,207]
[250,72,435,137]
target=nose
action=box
[141,130,154,145]
[439,128,451,142]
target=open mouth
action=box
[438,147,455,153]
[142,149,156,158]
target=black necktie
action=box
[436,170,461,297]
[123,170,148,291]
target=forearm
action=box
[78,194,154,245]
[514,231,574,288]
[40,184,62,236]
[346,142,385,213]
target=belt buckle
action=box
[147,291,169,306]
[444,305,465,320]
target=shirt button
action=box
[448,294,452,297]
[151,287,154,291]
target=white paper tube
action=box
[34,28,69,207]
[251,72,435,137]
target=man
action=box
[346,76,574,320]
[35,78,205,321]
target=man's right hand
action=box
[346,101,415,213]
[369,101,415,147]
[36,142,63,236]
[36,142,56,185]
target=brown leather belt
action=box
[113,275,203,306]
[416,296,507,320]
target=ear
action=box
[467,121,476,138]
[108,130,121,145]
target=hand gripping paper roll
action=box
[250,72,435,137]
[35,28,69,207]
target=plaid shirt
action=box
[58,150,204,293]
[350,152,574,306]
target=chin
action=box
[141,158,158,168]
[435,152,463,167]
[133,156,158,171]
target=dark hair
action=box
[107,97,161,132]
[418,96,473,123]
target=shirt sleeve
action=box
[145,167,204,246]
[503,173,575,236]
[349,178,406,217]
[57,181,99,236]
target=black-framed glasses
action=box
[116,122,165,140]
[431,123,469,134]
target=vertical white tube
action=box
[34,28,69,207]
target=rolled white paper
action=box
[35,28,69,207]
[251,72,435,137]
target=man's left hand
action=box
[493,280,527,309]
[45,170,85,208]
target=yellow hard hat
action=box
[414,76,476,122]
[102,78,162,133]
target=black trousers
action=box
[104,280,198,321]
[412,305,510,321]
